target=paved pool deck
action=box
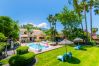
[21,43,63,54]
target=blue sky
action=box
[0,0,99,34]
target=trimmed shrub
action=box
[9,52,35,66]
[16,46,29,55]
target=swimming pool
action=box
[27,43,49,51]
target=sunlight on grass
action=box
[0,58,9,65]
[35,46,99,66]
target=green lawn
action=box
[0,58,9,65]
[35,46,99,66]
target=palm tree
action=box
[88,0,94,41]
[51,15,57,42]
[70,0,89,43]
[94,0,99,14]
[92,28,98,34]
[69,0,83,32]
[88,0,99,40]
[26,24,33,42]
[47,14,57,42]
[89,0,93,40]
[80,0,89,44]
[69,0,85,42]
[47,14,53,29]
[84,1,88,36]
[47,14,53,41]
[53,14,57,42]
[47,14,55,41]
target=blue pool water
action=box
[27,43,48,50]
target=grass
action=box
[0,58,9,65]
[35,46,99,66]
[1,46,99,66]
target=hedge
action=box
[16,46,29,55]
[9,52,35,66]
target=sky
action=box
[0,0,99,34]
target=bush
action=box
[45,36,50,40]
[9,52,35,66]
[89,40,96,46]
[16,46,29,55]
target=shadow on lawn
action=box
[79,48,87,51]
[27,58,36,66]
[67,57,80,64]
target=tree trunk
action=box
[84,4,88,44]
[27,31,30,42]
[90,5,92,41]
[54,24,56,42]
[50,22,53,41]
[80,19,85,42]
[49,22,51,32]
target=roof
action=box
[92,36,97,39]
[20,29,27,31]
[20,35,28,37]
[20,29,45,37]
[31,30,45,37]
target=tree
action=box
[47,14,54,41]
[57,7,82,40]
[68,0,83,31]
[81,0,89,43]
[44,29,58,41]
[52,14,57,42]
[47,14,57,42]
[68,0,88,41]
[87,0,99,40]
[0,42,6,56]
[89,0,93,40]
[94,0,99,14]
[0,33,6,42]
[22,24,40,30]
[11,21,19,40]
[25,24,33,42]
[0,16,19,40]
[74,0,89,43]
[92,28,98,34]
[87,0,95,41]
[57,7,82,53]
[47,15,53,29]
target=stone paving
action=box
[7,50,15,56]
[3,64,9,66]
